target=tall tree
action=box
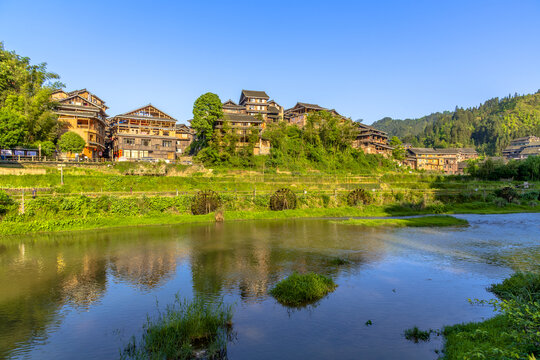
[191,92,223,152]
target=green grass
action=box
[269,272,337,307]
[442,272,540,360]
[120,295,233,360]
[333,215,469,228]
[489,272,540,301]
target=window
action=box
[162,140,172,147]
[124,138,135,145]
[163,131,169,136]
[142,139,150,147]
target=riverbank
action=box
[1,202,539,237]
[333,215,469,227]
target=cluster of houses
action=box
[50,88,393,161]
[502,136,540,160]
[50,88,515,174]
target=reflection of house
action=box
[109,104,178,161]
[51,89,108,159]
[503,136,540,160]
[407,148,478,174]
[175,124,194,156]
[352,123,392,156]
[284,102,339,127]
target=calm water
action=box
[0,214,539,359]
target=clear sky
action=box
[1,0,539,124]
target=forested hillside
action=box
[371,91,540,155]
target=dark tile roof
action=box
[295,102,327,111]
[223,113,261,123]
[267,106,279,114]
[241,90,269,99]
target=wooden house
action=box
[214,113,270,155]
[266,100,284,123]
[109,104,178,161]
[406,148,478,174]
[51,89,108,159]
[238,90,270,120]
[503,136,540,160]
[175,124,194,156]
[284,102,334,127]
[352,123,393,156]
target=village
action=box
[3,87,533,175]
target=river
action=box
[0,213,539,359]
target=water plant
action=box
[120,295,233,360]
[328,257,350,266]
[333,215,468,228]
[403,326,433,343]
[269,272,337,307]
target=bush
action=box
[269,272,337,306]
[121,295,233,360]
[494,187,519,203]
[0,191,14,215]
[489,272,540,302]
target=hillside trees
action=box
[0,42,63,148]
[190,92,223,152]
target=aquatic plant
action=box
[328,257,350,266]
[489,272,540,301]
[120,295,233,360]
[269,272,337,307]
[403,326,433,343]
[333,215,468,228]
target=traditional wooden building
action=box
[406,147,478,174]
[51,89,108,159]
[109,104,178,161]
[352,123,393,156]
[284,102,334,127]
[503,136,540,160]
[175,124,194,156]
[266,100,284,123]
[214,113,270,155]
[238,90,270,120]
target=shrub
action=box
[494,187,519,203]
[269,272,337,306]
[489,272,540,302]
[0,191,14,215]
[121,295,233,360]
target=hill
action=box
[371,91,540,155]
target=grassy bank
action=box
[333,215,469,227]
[442,273,540,360]
[0,201,539,237]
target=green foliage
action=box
[443,273,540,360]
[494,187,519,203]
[0,104,26,148]
[191,92,223,152]
[120,295,233,360]
[0,191,14,215]
[269,272,337,307]
[0,43,61,147]
[58,131,85,154]
[468,157,540,181]
[32,140,56,156]
[390,136,406,160]
[372,91,540,155]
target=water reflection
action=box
[0,214,538,359]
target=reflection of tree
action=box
[109,242,179,290]
[190,220,388,301]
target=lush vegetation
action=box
[403,326,434,343]
[269,272,337,307]
[442,272,540,360]
[372,91,540,155]
[58,131,85,154]
[467,156,540,181]
[334,215,469,228]
[121,295,233,360]
[0,42,62,150]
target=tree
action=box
[0,106,27,149]
[390,136,406,160]
[58,132,85,154]
[191,93,223,152]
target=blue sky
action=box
[1,0,539,124]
